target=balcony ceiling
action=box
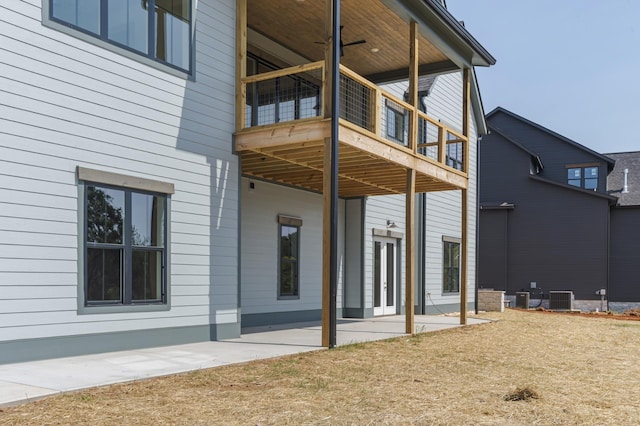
[247,0,455,80]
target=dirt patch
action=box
[3,310,640,425]
[504,386,540,402]
[516,307,640,322]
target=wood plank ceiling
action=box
[247,0,450,78]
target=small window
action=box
[584,167,598,190]
[49,0,192,73]
[445,132,464,171]
[277,215,302,299]
[443,239,460,294]
[85,184,167,305]
[567,166,598,190]
[385,100,407,145]
[279,223,300,299]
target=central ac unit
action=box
[515,292,530,309]
[549,291,573,310]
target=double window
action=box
[85,183,167,305]
[567,166,598,190]
[443,238,460,294]
[278,215,302,299]
[49,0,191,73]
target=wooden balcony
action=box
[234,62,469,197]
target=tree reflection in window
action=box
[85,184,166,305]
[279,224,299,297]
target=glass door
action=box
[373,237,397,316]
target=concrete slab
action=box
[0,314,489,407]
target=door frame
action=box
[373,236,398,316]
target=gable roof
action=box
[488,125,544,171]
[605,151,640,206]
[486,107,615,171]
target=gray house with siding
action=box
[479,108,640,310]
[606,152,640,308]
[0,0,494,363]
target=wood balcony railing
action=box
[238,61,468,175]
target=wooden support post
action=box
[323,1,334,120]
[460,68,471,325]
[405,20,419,334]
[460,188,468,325]
[322,136,332,346]
[322,0,340,348]
[462,68,471,173]
[408,21,419,154]
[235,0,247,131]
[438,126,446,165]
[406,168,416,334]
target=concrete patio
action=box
[0,314,489,407]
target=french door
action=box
[373,237,397,316]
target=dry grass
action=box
[3,309,640,425]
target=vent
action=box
[515,292,530,309]
[549,291,573,310]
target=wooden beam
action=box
[406,168,416,334]
[365,60,459,85]
[460,188,468,325]
[235,120,331,151]
[323,1,334,120]
[322,137,331,347]
[460,68,471,324]
[235,0,247,132]
[408,21,419,154]
[462,68,471,173]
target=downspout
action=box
[474,135,481,314]
[606,203,611,311]
[329,0,340,348]
[418,95,428,314]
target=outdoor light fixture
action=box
[386,220,398,228]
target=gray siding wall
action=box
[0,1,239,343]
[610,207,640,302]
[368,72,479,311]
[488,111,609,192]
[423,73,478,307]
[344,199,363,309]
[240,178,345,317]
[479,122,609,299]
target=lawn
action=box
[2,309,640,425]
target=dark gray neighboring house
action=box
[606,152,640,307]
[479,107,621,309]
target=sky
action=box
[446,0,640,154]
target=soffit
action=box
[247,0,450,78]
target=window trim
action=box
[42,0,194,79]
[442,236,461,295]
[566,165,599,190]
[77,167,172,314]
[277,215,301,300]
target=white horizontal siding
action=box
[423,72,478,304]
[240,178,345,316]
[0,0,239,342]
[364,195,407,310]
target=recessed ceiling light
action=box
[370,48,380,53]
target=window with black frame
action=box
[85,184,167,305]
[49,0,191,73]
[442,238,460,294]
[567,166,598,190]
[278,215,301,299]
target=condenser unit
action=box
[515,292,530,309]
[549,291,573,310]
